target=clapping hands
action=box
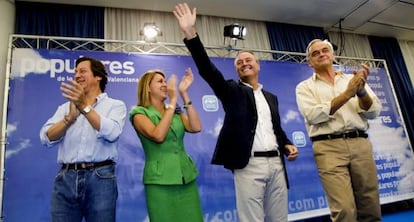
[167,67,195,104]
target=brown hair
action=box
[75,57,108,92]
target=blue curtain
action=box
[266,22,326,54]
[15,1,104,49]
[369,36,414,148]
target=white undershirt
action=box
[242,82,279,154]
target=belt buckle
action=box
[74,163,89,170]
[74,163,82,170]
[82,163,95,169]
[268,150,279,157]
[266,151,272,157]
[343,130,358,139]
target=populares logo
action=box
[292,131,306,147]
[12,49,135,79]
[202,95,219,112]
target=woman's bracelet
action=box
[183,101,192,109]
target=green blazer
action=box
[129,105,198,185]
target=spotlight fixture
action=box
[223,23,247,40]
[140,22,162,42]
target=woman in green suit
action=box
[129,68,203,221]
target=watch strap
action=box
[80,105,92,115]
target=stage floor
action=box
[382,209,414,221]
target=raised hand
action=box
[353,64,370,79]
[179,68,194,94]
[60,79,87,111]
[173,3,197,38]
[67,101,80,121]
[345,75,362,98]
[167,74,178,103]
[352,64,370,91]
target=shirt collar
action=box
[312,70,343,81]
[240,80,263,91]
[96,92,108,103]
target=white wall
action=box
[0,0,15,215]
[399,40,414,89]
[0,0,15,132]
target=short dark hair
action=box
[75,57,108,92]
[234,50,259,66]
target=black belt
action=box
[253,150,279,157]
[62,160,114,170]
[311,130,368,142]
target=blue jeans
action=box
[51,164,118,222]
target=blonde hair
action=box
[137,69,165,107]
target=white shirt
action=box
[40,93,127,163]
[242,82,279,154]
[295,71,382,137]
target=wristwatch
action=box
[80,105,92,115]
[165,104,176,110]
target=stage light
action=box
[140,23,162,42]
[223,24,247,40]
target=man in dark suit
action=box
[174,3,298,222]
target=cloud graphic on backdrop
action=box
[370,120,410,157]
[369,120,414,193]
[6,122,17,136]
[5,138,31,159]
[11,49,47,78]
[206,117,223,138]
[5,123,31,159]
[282,109,302,125]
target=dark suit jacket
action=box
[184,35,292,186]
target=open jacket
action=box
[184,35,292,187]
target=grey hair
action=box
[306,39,334,60]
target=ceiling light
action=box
[223,24,247,40]
[140,23,162,42]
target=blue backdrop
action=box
[3,49,414,221]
